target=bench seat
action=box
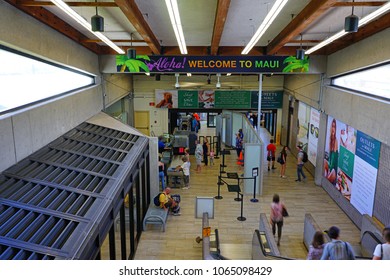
[143,204,169,232]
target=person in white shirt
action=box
[373,226,390,260]
[176,156,191,189]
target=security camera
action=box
[216,82,221,89]
[175,82,180,89]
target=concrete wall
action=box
[327,28,390,78]
[283,27,390,228]
[322,28,390,228]
[0,2,129,172]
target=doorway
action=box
[134,111,150,135]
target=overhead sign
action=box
[116,55,309,73]
[155,90,283,109]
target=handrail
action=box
[354,230,383,259]
[361,230,382,245]
[254,230,293,260]
[201,212,229,260]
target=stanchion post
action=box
[237,193,246,221]
[215,175,223,200]
[250,167,259,203]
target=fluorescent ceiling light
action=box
[306,2,390,55]
[165,0,187,54]
[50,0,125,54]
[242,0,289,54]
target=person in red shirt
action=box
[266,139,277,171]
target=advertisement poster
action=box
[251,90,283,109]
[198,90,215,108]
[324,116,381,215]
[350,131,381,215]
[177,90,198,109]
[308,108,320,166]
[324,116,355,200]
[155,90,178,108]
[296,102,310,154]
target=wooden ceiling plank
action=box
[114,0,161,55]
[19,1,118,7]
[5,0,101,54]
[211,0,231,55]
[332,1,387,7]
[266,0,338,55]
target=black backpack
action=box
[302,151,308,163]
[153,193,162,206]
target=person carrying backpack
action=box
[321,226,355,260]
[154,187,181,216]
[295,145,307,182]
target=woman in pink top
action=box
[270,194,287,246]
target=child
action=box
[209,149,215,165]
[184,148,190,162]
[176,156,191,189]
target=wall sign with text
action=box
[155,90,283,109]
[117,55,309,73]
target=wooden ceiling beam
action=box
[98,45,304,56]
[83,39,145,43]
[5,0,101,54]
[210,0,231,55]
[114,0,161,55]
[266,0,338,55]
[332,1,387,7]
[18,1,118,7]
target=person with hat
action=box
[295,144,307,182]
[321,226,355,260]
[373,226,390,260]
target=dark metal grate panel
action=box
[0,205,78,249]
[0,121,149,259]
[0,244,55,260]
[0,178,95,216]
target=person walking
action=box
[270,194,287,246]
[373,226,390,260]
[307,231,325,260]
[202,138,209,166]
[266,139,277,171]
[235,133,243,158]
[209,149,215,166]
[295,144,307,182]
[195,140,203,172]
[279,146,288,178]
[321,226,355,260]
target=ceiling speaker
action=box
[127,48,136,59]
[296,49,305,60]
[344,14,359,32]
[91,15,104,32]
